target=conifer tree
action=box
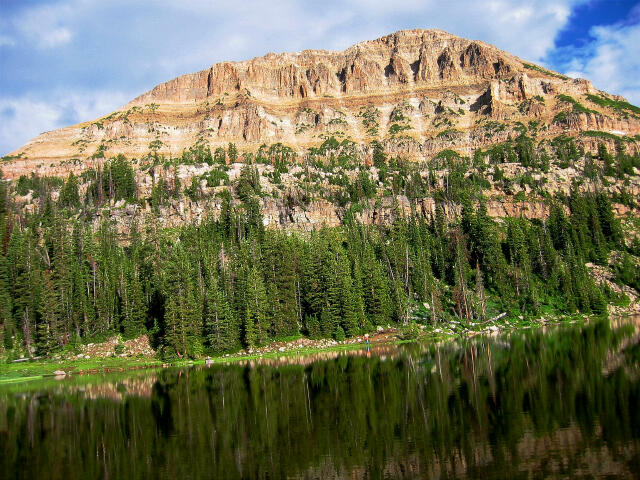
[162,244,201,357]
[0,254,13,349]
[243,264,268,348]
[451,230,471,319]
[322,241,344,337]
[205,271,238,352]
[391,278,410,325]
[548,203,570,252]
[474,263,486,321]
[121,260,147,336]
[596,192,621,245]
[598,143,615,177]
[351,258,367,331]
[49,215,75,345]
[362,246,391,325]
[228,143,238,162]
[506,220,531,299]
[9,230,40,354]
[59,172,80,208]
[302,236,326,318]
[0,153,634,356]
[38,271,61,354]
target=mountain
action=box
[3,28,640,181]
[1,29,639,360]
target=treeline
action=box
[0,164,629,358]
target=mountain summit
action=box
[3,28,639,179]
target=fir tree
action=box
[0,254,13,349]
[243,264,268,348]
[37,271,61,355]
[362,246,391,326]
[59,172,80,208]
[205,271,238,353]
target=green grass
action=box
[0,356,163,384]
[556,94,598,115]
[586,94,640,115]
[580,130,639,143]
[0,340,381,384]
[523,63,568,80]
[580,130,621,141]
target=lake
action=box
[1,317,640,479]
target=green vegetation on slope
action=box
[556,94,598,115]
[522,63,568,80]
[586,94,640,115]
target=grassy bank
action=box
[0,356,164,384]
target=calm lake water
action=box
[1,317,640,479]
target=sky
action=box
[1,0,639,155]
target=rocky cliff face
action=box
[131,29,527,103]
[4,28,640,180]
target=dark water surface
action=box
[2,317,640,479]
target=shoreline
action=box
[0,313,613,386]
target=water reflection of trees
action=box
[1,318,640,479]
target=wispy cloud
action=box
[10,3,74,49]
[563,11,640,104]
[37,27,72,49]
[0,34,16,47]
[0,91,130,156]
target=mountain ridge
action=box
[4,28,640,181]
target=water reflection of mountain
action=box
[1,316,639,479]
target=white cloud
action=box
[563,19,640,105]
[12,4,74,49]
[331,0,588,61]
[39,27,73,49]
[0,34,15,47]
[0,91,130,156]
[6,0,586,64]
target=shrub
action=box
[399,322,421,340]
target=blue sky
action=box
[1,0,639,155]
